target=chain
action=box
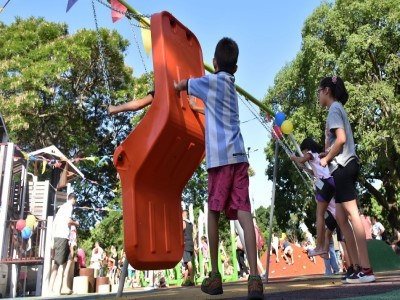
[91,0,117,145]
[238,94,314,192]
[95,0,151,29]
[128,18,154,89]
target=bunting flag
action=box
[0,0,12,13]
[141,26,152,57]
[66,0,79,12]
[111,0,127,23]
[41,161,47,175]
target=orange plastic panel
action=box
[113,11,205,270]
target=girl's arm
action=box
[108,93,154,115]
[320,128,346,167]
[290,153,312,164]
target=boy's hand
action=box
[188,96,197,108]
[174,80,180,91]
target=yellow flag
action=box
[141,23,152,57]
[41,161,47,175]
[21,151,29,160]
[0,8,3,13]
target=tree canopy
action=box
[263,0,400,234]
[0,17,152,229]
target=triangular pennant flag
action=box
[111,0,127,23]
[66,0,78,12]
[41,161,47,175]
[141,26,152,57]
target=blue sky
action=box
[2,0,324,209]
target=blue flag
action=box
[66,0,78,12]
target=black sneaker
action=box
[341,265,356,283]
[346,268,376,284]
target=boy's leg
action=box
[208,210,220,273]
[237,210,258,276]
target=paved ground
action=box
[34,270,400,300]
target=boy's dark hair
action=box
[68,193,77,201]
[319,76,349,105]
[214,37,239,74]
[300,137,324,154]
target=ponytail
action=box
[319,76,349,105]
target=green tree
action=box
[0,17,151,229]
[182,160,208,209]
[263,0,400,233]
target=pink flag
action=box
[66,0,78,12]
[111,0,127,23]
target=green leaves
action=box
[263,0,400,232]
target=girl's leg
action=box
[341,200,371,269]
[315,201,329,250]
[237,210,258,276]
[336,203,359,266]
[208,210,220,273]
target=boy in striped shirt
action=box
[175,37,264,300]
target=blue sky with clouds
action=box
[1,0,324,209]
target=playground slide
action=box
[113,12,205,270]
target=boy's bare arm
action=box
[174,79,188,92]
[188,96,204,115]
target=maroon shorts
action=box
[208,162,251,220]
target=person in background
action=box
[371,216,386,241]
[281,238,294,265]
[323,236,340,275]
[182,209,195,286]
[236,232,249,279]
[201,236,209,277]
[48,193,79,296]
[108,245,118,284]
[90,241,104,277]
[77,247,86,269]
[253,217,266,277]
[360,209,372,240]
[270,232,280,263]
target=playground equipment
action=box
[113,11,206,270]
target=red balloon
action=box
[16,219,26,231]
[272,126,283,140]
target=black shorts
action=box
[336,226,344,242]
[183,250,193,264]
[325,210,337,232]
[332,159,359,203]
[54,238,70,266]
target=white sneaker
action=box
[346,269,376,284]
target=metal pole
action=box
[265,141,279,283]
[117,252,129,297]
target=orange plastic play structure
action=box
[113,11,205,270]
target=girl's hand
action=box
[290,155,296,161]
[320,157,328,167]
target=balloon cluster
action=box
[16,215,37,240]
[272,112,293,140]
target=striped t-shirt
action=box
[188,71,248,169]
